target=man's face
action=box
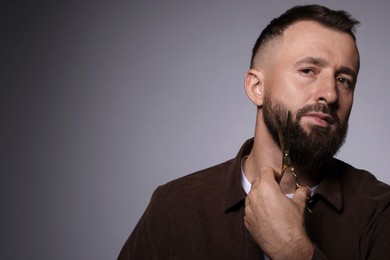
[260,21,360,168]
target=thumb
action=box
[292,186,310,210]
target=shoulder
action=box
[333,160,390,257]
[334,159,390,195]
[332,159,390,212]
[150,158,235,208]
[161,159,233,189]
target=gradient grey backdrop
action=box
[2,0,389,259]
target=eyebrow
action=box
[295,56,328,67]
[295,56,357,79]
[336,67,357,80]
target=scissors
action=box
[276,111,311,197]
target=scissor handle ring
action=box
[291,167,311,196]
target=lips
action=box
[302,112,335,127]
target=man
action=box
[119,5,390,259]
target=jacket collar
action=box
[223,138,344,213]
[313,159,344,212]
[224,139,253,212]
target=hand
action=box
[244,166,314,260]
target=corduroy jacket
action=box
[119,139,390,259]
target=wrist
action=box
[272,235,314,260]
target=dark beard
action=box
[263,98,348,169]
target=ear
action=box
[244,69,264,107]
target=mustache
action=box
[295,103,340,125]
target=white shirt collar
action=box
[240,156,318,198]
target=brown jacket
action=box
[119,139,390,259]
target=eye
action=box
[300,68,316,75]
[336,77,353,89]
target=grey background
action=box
[1,0,389,259]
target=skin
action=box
[243,21,360,259]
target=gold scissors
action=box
[276,112,311,197]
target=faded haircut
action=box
[250,5,360,68]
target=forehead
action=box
[277,20,360,71]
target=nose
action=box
[314,76,338,105]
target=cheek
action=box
[264,73,295,97]
[338,108,352,125]
[338,96,353,120]
[266,86,307,108]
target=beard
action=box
[263,97,348,169]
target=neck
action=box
[243,115,323,194]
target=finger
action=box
[292,186,310,208]
[258,166,280,185]
[243,215,251,230]
[245,196,250,206]
[250,166,284,196]
[251,178,259,187]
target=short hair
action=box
[250,5,360,68]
